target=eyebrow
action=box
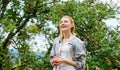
[60,20,69,22]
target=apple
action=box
[53,57,59,63]
[86,36,90,40]
[94,45,99,49]
[36,24,41,28]
[29,5,33,10]
[21,50,26,53]
[45,16,49,20]
[61,8,64,11]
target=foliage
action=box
[48,0,120,70]
[0,0,120,70]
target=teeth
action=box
[61,26,66,28]
[61,25,65,27]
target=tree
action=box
[0,0,54,69]
[0,0,120,70]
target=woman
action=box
[50,16,86,70]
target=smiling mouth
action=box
[61,25,66,28]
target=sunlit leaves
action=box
[26,24,39,34]
[3,25,16,32]
[1,18,17,32]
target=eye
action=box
[60,21,63,24]
[64,20,68,23]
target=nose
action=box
[60,21,65,25]
[60,22,65,26]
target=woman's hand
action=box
[52,56,75,66]
[52,56,61,66]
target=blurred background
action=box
[0,0,120,70]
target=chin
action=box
[61,29,68,32]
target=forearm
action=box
[61,55,86,69]
[61,59,76,67]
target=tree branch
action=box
[0,1,9,20]
[2,17,30,49]
[2,1,39,49]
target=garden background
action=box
[0,0,120,70]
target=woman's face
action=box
[60,17,73,32]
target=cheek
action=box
[68,24,73,28]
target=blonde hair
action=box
[59,15,76,37]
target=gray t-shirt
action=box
[50,35,86,70]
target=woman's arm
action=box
[50,38,57,65]
[59,58,76,66]
[50,37,61,66]
[73,38,86,70]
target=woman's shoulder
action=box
[71,35,86,51]
[71,35,83,43]
[53,36,61,44]
[54,36,61,41]
[71,35,87,46]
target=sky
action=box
[8,0,120,54]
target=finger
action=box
[53,62,61,66]
[53,63,58,66]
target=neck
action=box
[62,31,71,39]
